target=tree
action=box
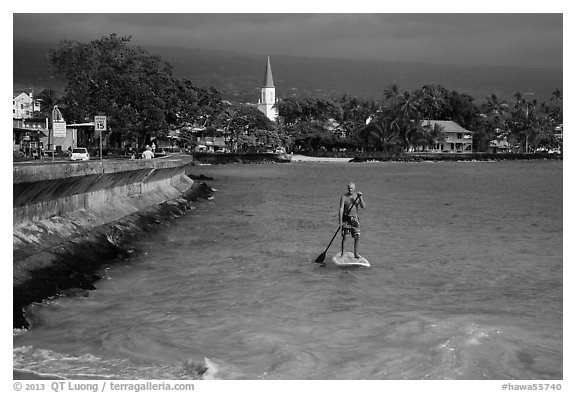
[549,88,563,126]
[277,96,342,127]
[218,104,274,152]
[447,91,479,129]
[286,122,334,151]
[337,94,377,145]
[422,122,446,151]
[383,83,403,106]
[405,121,429,152]
[359,121,403,155]
[508,93,559,153]
[276,97,303,127]
[169,80,223,130]
[416,85,450,120]
[480,94,511,144]
[30,89,60,119]
[49,34,181,147]
[253,128,281,149]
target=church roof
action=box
[262,56,274,88]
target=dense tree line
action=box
[277,84,562,154]
[34,34,562,154]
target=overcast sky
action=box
[12,13,563,69]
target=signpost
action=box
[52,122,67,137]
[94,116,107,160]
[51,105,66,162]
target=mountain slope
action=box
[13,40,562,105]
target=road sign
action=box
[95,116,107,131]
[53,121,67,137]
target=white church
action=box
[257,56,278,122]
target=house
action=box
[489,139,512,153]
[554,124,563,141]
[150,134,180,152]
[421,120,474,153]
[13,92,41,119]
[195,137,227,153]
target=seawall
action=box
[13,156,214,329]
[14,158,196,225]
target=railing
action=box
[443,133,473,143]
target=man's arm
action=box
[357,192,366,209]
[338,196,345,226]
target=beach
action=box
[290,154,353,162]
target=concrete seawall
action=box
[14,158,195,226]
[13,156,211,328]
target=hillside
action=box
[13,40,562,105]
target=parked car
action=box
[70,148,90,161]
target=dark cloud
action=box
[13,13,562,69]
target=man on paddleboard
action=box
[339,182,366,258]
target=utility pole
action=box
[50,106,56,162]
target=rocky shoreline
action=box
[293,151,562,162]
[349,152,563,162]
[13,176,214,329]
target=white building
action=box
[257,57,277,121]
[421,120,474,152]
[13,92,41,119]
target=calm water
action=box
[13,160,563,380]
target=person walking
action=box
[339,182,366,258]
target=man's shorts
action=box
[342,215,361,237]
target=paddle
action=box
[314,193,362,264]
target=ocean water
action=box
[13,160,563,380]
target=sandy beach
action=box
[290,154,352,162]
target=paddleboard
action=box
[331,251,370,267]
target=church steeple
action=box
[257,56,277,122]
[263,56,274,88]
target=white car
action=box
[70,148,90,161]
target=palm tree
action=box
[359,121,402,154]
[515,96,544,152]
[383,83,402,107]
[482,94,510,142]
[418,85,449,120]
[484,94,509,117]
[406,126,427,152]
[549,88,563,126]
[398,91,419,119]
[427,123,445,150]
[31,88,60,119]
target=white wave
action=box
[13,367,65,380]
[203,357,220,379]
